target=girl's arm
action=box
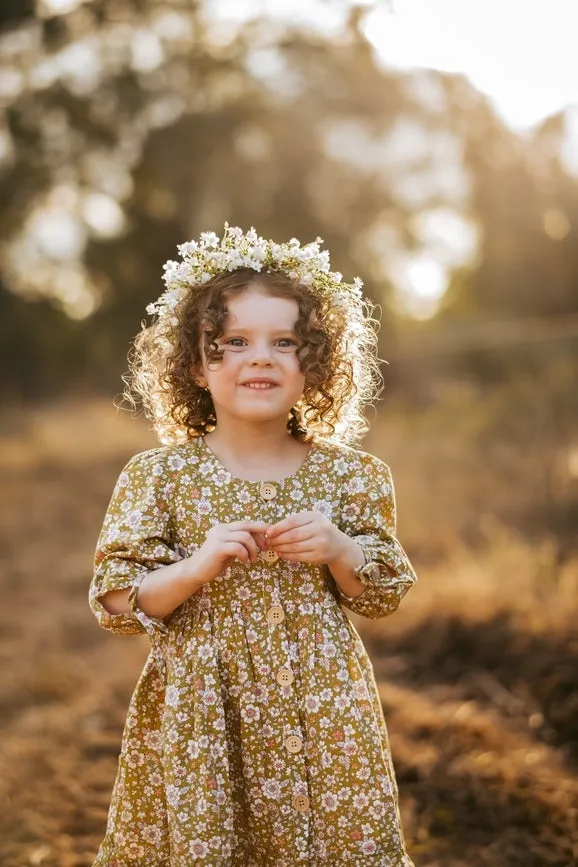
[99,519,268,621]
[333,454,417,620]
[98,557,205,620]
[266,455,416,620]
[90,449,266,638]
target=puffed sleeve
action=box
[89,449,182,639]
[334,452,417,619]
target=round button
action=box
[263,549,279,564]
[266,605,285,625]
[259,482,277,501]
[276,668,294,686]
[292,794,310,812]
[284,735,303,754]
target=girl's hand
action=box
[190,521,269,584]
[265,511,354,566]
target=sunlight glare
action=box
[364,0,578,130]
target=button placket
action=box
[257,479,309,816]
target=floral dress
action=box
[89,437,417,866]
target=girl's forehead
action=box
[224,288,299,327]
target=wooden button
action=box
[276,668,294,686]
[263,549,279,564]
[292,794,310,812]
[266,605,285,625]
[259,482,277,501]
[284,735,303,754]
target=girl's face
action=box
[199,287,306,429]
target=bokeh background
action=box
[1,1,577,865]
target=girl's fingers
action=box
[233,521,270,533]
[278,550,317,562]
[268,527,312,545]
[228,530,260,561]
[271,541,317,554]
[253,533,268,550]
[222,542,252,563]
[266,514,315,540]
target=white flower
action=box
[167,454,185,471]
[360,840,377,855]
[166,784,181,808]
[200,231,219,247]
[178,240,198,255]
[189,839,209,857]
[321,792,339,811]
[126,509,143,529]
[305,695,321,713]
[165,685,179,708]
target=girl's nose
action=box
[249,342,274,364]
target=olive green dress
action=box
[89,437,417,866]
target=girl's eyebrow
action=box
[221,326,298,335]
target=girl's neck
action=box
[203,425,310,480]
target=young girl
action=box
[89,225,417,866]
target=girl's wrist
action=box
[178,552,213,591]
[327,533,365,572]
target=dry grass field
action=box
[0,400,576,866]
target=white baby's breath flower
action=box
[200,231,219,247]
[318,250,330,272]
[178,240,198,255]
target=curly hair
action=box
[123,268,383,445]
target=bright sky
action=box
[364,0,578,131]
[212,0,578,131]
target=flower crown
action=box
[146,223,364,321]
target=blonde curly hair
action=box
[123,268,383,446]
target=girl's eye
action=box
[222,338,246,348]
[276,338,298,349]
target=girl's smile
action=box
[240,377,279,389]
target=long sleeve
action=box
[334,452,417,619]
[89,448,182,638]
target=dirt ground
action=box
[0,401,576,866]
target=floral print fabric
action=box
[89,437,417,866]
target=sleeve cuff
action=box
[90,573,170,638]
[127,576,170,637]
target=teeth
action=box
[245,382,274,389]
